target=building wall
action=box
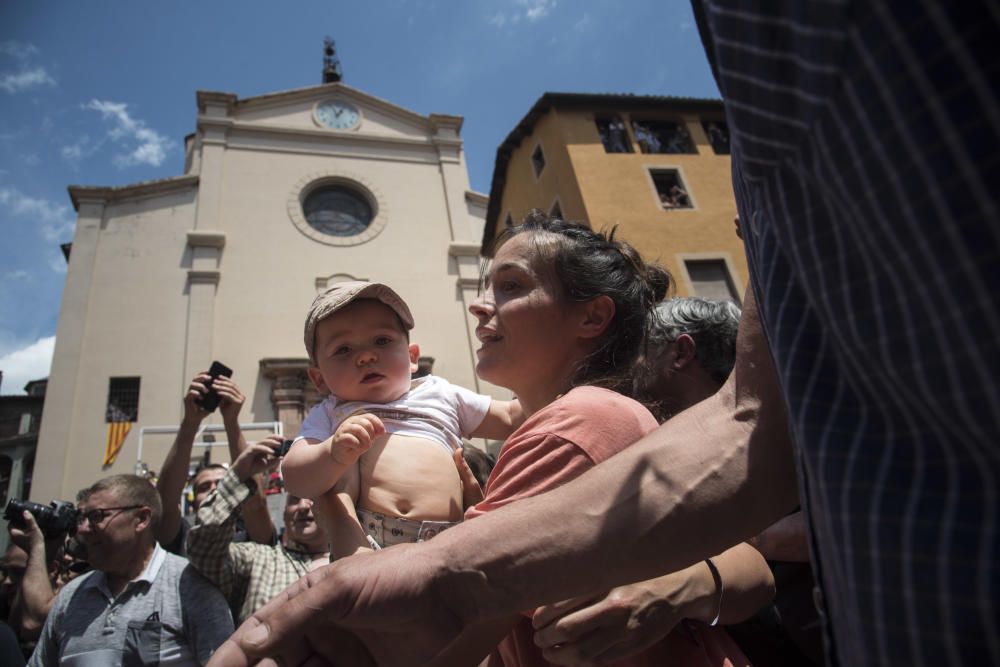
[32,84,502,501]
[494,104,747,299]
[494,110,586,233]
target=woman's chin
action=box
[475,361,505,386]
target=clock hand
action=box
[334,108,342,117]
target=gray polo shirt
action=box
[29,544,233,666]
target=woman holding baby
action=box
[212,211,773,666]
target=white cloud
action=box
[519,0,555,22]
[487,0,554,27]
[0,66,56,93]
[0,186,75,243]
[4,270,29,282]
[0,336,54,395]
[84,99,175,168]
[574,12,591,32]
[0,41,39,61]
[61,135,95,165]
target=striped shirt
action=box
[693,1,1000,664]
[186,470,321,624]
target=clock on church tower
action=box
[315,99,361,130]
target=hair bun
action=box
[645,264,672,303]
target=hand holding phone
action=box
[195,361,233,413]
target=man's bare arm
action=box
[156,373,211,547]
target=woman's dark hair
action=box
[488,210,671,395]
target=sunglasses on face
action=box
[76,505,145,528]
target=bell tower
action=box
[322,36,342,83]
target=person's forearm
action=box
[241,489,276,545]
[430,288,798,623]
[223,411,247,461]
[223,417,275,544]
[156,416,201,546]
[709,542,775,624]
[282,438,352,498]
[16,542,57,638]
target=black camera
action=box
[4,499,79,538]
[276,439,295,458]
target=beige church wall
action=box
[197,145,487,434]
[33,188,202,500]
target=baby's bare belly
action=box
[357,433,464,522]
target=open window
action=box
[106,376,141,422]
[702,120,731,155]
[684,259,740,303]
[631,120,696,154]
[596,116,632,153]
[650,169,693,210]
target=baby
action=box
[282,281,521,558]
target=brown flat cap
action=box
[304,281,414,364]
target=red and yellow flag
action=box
[103,421,131,467]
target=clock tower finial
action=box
[322,37,342,84]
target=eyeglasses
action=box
[76,505,145,528]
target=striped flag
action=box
[103,421,131,466]
[104,403,133,467]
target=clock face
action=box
[315,100,360,130]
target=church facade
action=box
[32,76,498,501]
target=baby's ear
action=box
[408,343,420,374]
[306,366,329,393]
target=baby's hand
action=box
[331,414,385,466]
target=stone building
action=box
[482,93,746,303]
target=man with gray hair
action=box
[635,296,742,421]
[29,475,232,666]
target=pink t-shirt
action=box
[466,386,750,667]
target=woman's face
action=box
[470,233,586,406]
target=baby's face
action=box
[309,299,414,404]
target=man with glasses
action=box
[28,475,233,666]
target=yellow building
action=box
[481,93,746,303]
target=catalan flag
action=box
[104,403,133,467]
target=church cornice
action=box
[67,175,200,212]
[197,118,463,154]
[195,83,459,135]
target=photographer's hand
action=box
[8,510,44,554]
[231,436,282,484]
[182,372,213,427]
[216,376,246,426]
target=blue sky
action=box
[0,0,719,394]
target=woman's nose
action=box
[469,292,494,320]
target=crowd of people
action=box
[2,1,997,665]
